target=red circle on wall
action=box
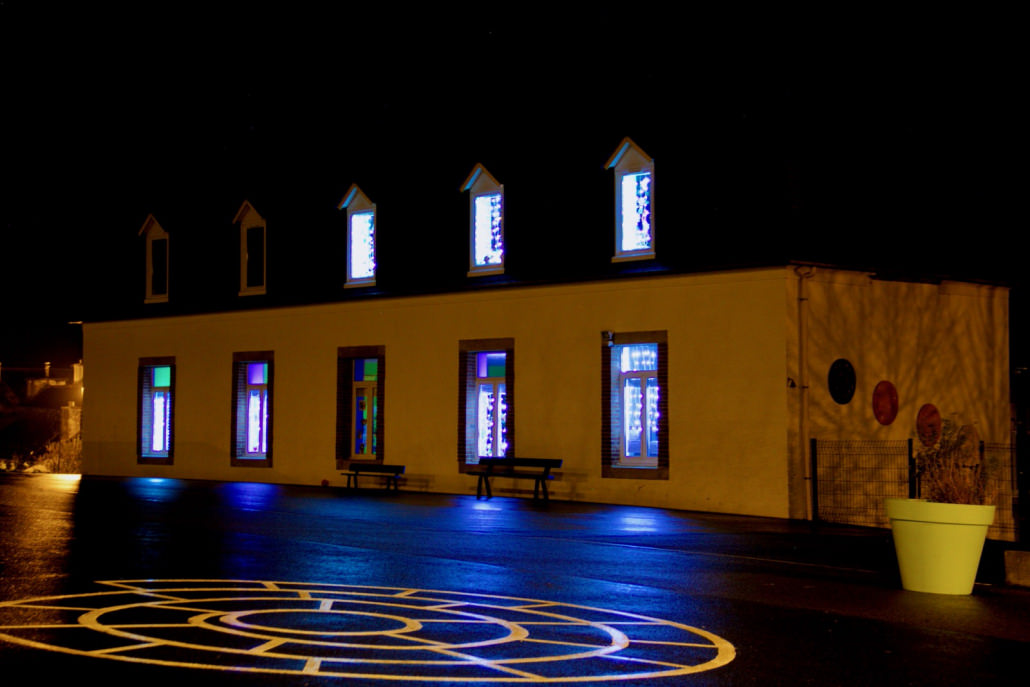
[916,404,942,446]
[872,381,898,425]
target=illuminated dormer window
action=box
[233,201,267,296]
[139,214,169,303]
[605,138,655,262]
[339,184,376,288]
[461,164,504,276]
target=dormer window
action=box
[233,201,267,296]
[339,184,376,288]
[139,214,169,303]
[605,138,655,262]
[461,164,504,276]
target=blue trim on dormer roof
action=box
[338,184,364,210]
[460,164,501,193]
[604,137,652,170]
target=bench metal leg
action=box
[476,474,492,499]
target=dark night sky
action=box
[0,5,1023,367]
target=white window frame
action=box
[474,353,508,458]
[350,358,379,459]
[339,184,377,288]
[616,344,660,467]
[461,164,505,277]
[605,138,655,263]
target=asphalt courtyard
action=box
[1,473,1028,685]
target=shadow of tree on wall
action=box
[803,274,1012,536]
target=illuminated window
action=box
[233,201,267,296]
[231,352,273,467]
[602,332,667,478]
[605,137,655,262]
[458,339,514,466]
[138,357,174,464]
[336,346,386,467]
[339,184,376,287]
[461,164,504,276]
[139,214,169,303]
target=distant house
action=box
[80,135,1011,521]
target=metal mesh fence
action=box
[812,439,1018,542]
[811,440,910,529]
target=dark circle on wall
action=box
[827,359,856,404]
[872,381,899,425]
[916,404,942,446]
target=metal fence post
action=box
[810,437,819,522]
[907,438,917,498]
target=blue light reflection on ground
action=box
[218,481,282,511]
[124,477,186,503]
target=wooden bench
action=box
[471,457,562,501]
[342,463,405,491]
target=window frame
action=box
[601,331,668,479]
[137,356,175,465]
[457,338,514,471]
[461,164,505,277]
[339,184,377,288]
[234,201,267,296]
[336,346,386,469]
[605,138,655,263]
[139,214,169,304]
[230,351,274,468]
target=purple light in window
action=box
[247,362,267,386]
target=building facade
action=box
[82,265,1009,520]
[81,136,1011,521]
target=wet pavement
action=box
[1,472,1028,685]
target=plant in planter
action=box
[885,417,996,595]
[914,419,988,505]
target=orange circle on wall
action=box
[916,403,942,446]
[872,381,898,425]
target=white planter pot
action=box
[885,498,996,595]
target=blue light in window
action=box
[620,343,658,373]
[473,193,503,267]
[350,211,376,280]
[620,172,652,252]
[476,351,506,378]
[247,389,268,454]
[152,391,169,453]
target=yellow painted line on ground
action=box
[1,580,736,682]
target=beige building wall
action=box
[785,266,1011,517]
[82,266,1011,522]
[83,268,793,518]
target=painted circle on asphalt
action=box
[0,580,734,682]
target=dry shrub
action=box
[915,419,987,505]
